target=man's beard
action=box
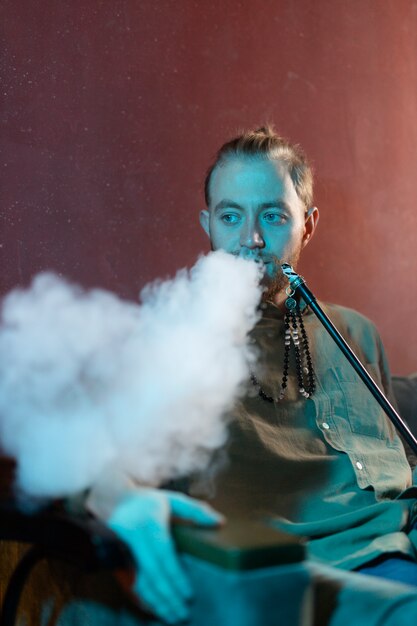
[261,247,301,302]
[261,259,288,302]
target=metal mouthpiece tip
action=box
[280,263,294,276]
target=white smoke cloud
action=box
[0,251,262,501]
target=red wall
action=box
[1,1,416,373]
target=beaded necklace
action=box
[250,293,316,403]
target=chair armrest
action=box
[0,502,135,573]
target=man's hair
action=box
[204,125,314,212]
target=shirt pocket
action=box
[330,363,390,441]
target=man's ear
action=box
[200,209,210,238]
[302,206,319,248]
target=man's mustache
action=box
[231,251,281,263]
[231,252,286,272]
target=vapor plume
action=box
[0,251,262,501]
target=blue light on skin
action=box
[200,156,319,307]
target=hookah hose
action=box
[281,263,417,456]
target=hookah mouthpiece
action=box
[280,263,306,290]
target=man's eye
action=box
[220,213,240,224]
[263,213,285,224]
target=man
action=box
[88,126,417,624]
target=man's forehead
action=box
[214,155,289,179]
[209,156,298,207]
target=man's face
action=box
[200,156,318,300]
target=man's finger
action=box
[149,523,193,601]
[135,557,190,624]
[133,516,192,601]
[118,519,192,614]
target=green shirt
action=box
[189,301,417,570]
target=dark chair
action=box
[392,373,417,434]
[0,499,136,626]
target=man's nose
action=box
[240,221,265,249]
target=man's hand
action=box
[107,489,224,624]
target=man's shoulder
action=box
[319,302,377,330]
[317,301,381,347]
[310,302,387,370]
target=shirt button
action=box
[356,461,363,470]
[322,422,330,430]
